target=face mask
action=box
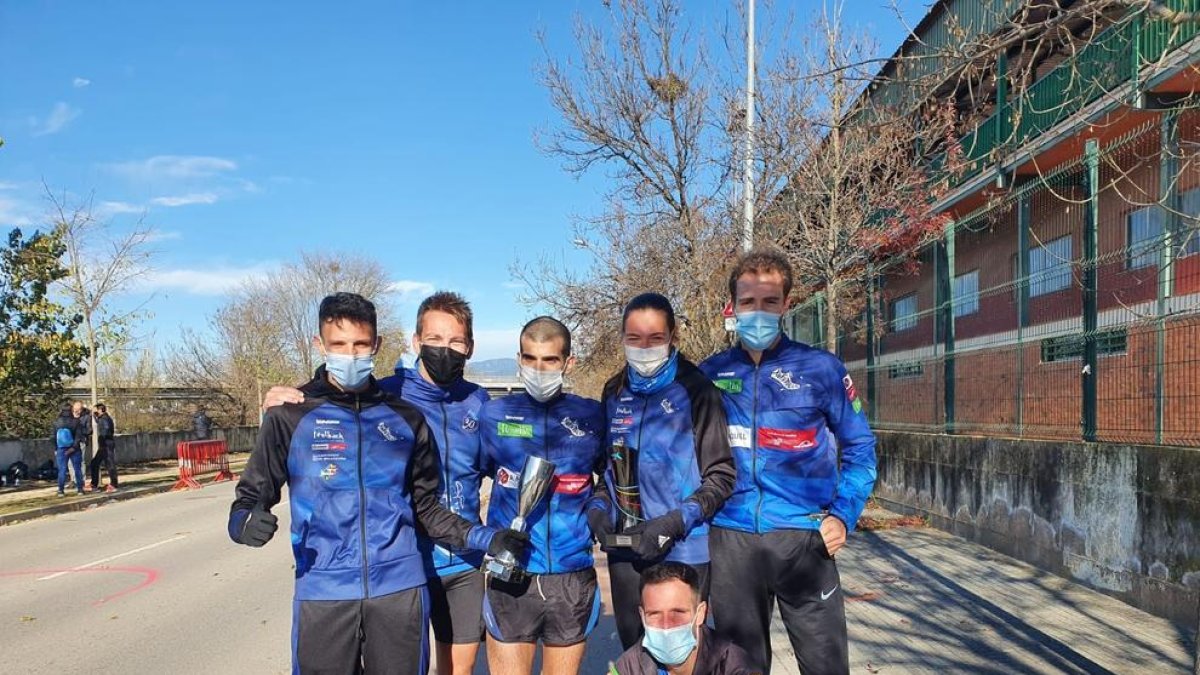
[325,352,374,390]
[736,310,782,351]
[641,614,699,666]
[519,365,564,403]
[420,344,467,387]
[625,343,671,377]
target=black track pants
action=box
[709,526,848,675]
[293,586,430,675]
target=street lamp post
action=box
[741,0,756,252]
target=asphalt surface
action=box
[0,480,627,675]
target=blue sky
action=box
[0,1,926,361]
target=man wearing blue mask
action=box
[264,291,491,675]
[699,248,877,675]
[229,292,529,675]
[611,562,757,675]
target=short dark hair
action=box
[318,292,377,336]
[520,316,572,357]
[639,561,701,601]
[622,293,677,334]
[415,291,474,343]
[96,403,107,413]
[728,247,794,301]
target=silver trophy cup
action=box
[486,455,557,582]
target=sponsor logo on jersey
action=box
[757,426,819,451]
[496,467,521,489]
[504,415,526,422]
[660,399,676,414]
[553,474,591,494]
[717,371,736,378]
[615,405,633,416]
[713,378,743,394]
[843,374,864,413]
[376,422,397,442]
[311,442,347,452]
[561,416,586,437]
[462,414,478,432]
[498,422,534,438]
[770,368,802,391]
[727,425,752,448]
[313,428,344,441]
[320,463,339,480]
[315,419,340,425]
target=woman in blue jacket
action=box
[589,293,736,649]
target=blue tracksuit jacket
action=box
[599,357,736,565]
[228,367,492,601]
[480,391,605,575]
[378,366,489,578]
[698,336,877,534]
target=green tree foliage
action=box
[0,228,86,438]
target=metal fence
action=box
[787,109,1200,447]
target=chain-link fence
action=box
[787,108,1200,447]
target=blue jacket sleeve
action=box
[823,360,877,533]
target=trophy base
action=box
[603,533,641,548]
[485,558,525,583]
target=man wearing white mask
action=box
[611,562,758,675]
[592,293,735,650]
[477,316,606,675]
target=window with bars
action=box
[1040,329,1128,363]
[1126,206,1162,270]
[891,294,918,331]
[953,270,979,317]
[1029,235,1073,297]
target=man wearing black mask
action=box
[264,291,490,675]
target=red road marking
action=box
[0,566,160,606]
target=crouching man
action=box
[228,292,527,675]
[612,562,759,675]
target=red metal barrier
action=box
[171,440,237,491]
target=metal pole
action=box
[741,0,756,252]
[1017,196,1031,436]
[1156,111,1179,445]
[940,221,957,434]
[1082,139,1100,442]
[865,267,877,425]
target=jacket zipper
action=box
[635,394,649,518]
[440,400,454,567]
[543,405,552,573]
[355,396,369,597]
[752,364,764,534]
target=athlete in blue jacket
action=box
[591,293,736,650]
[263,292,491,675]
[230,293,527,675]
[479,317,605,675]
[699,250,877,675]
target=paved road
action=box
[0,483,1194,674]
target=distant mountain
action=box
[466,358,518,381]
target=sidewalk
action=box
[766,508,1197,674]
[0,452,250,526]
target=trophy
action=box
[603,444,642,548]
[486,455,557,582]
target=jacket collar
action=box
[736,334,794,367]
[300,365,388,406]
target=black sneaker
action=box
[56,490,65,497]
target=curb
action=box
[0,460,248,528]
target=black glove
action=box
[587,507,615,548]
[626,510,686,561]
[235,508,278,547]
[488,528,530,560]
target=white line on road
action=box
[37,534,189,581]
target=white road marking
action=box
[37,535,188,581]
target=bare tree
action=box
[517,0,741,392]
[167,251,408,424]
[49,188,154,460]
[757,6,961,351]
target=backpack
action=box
[56,427,74,448]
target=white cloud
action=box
[150,192,219,207]
[0,195,35,227]
[0,181,19,191]
[145,230,182,242]
[388,280,436,301]
[97,200,143,216]
[106,155,238,181]
[139,262,276,296]
[32,102,81,136]
[73,77,91,88]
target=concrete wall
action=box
[0,426,260,470]
[873,430,1200,626]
